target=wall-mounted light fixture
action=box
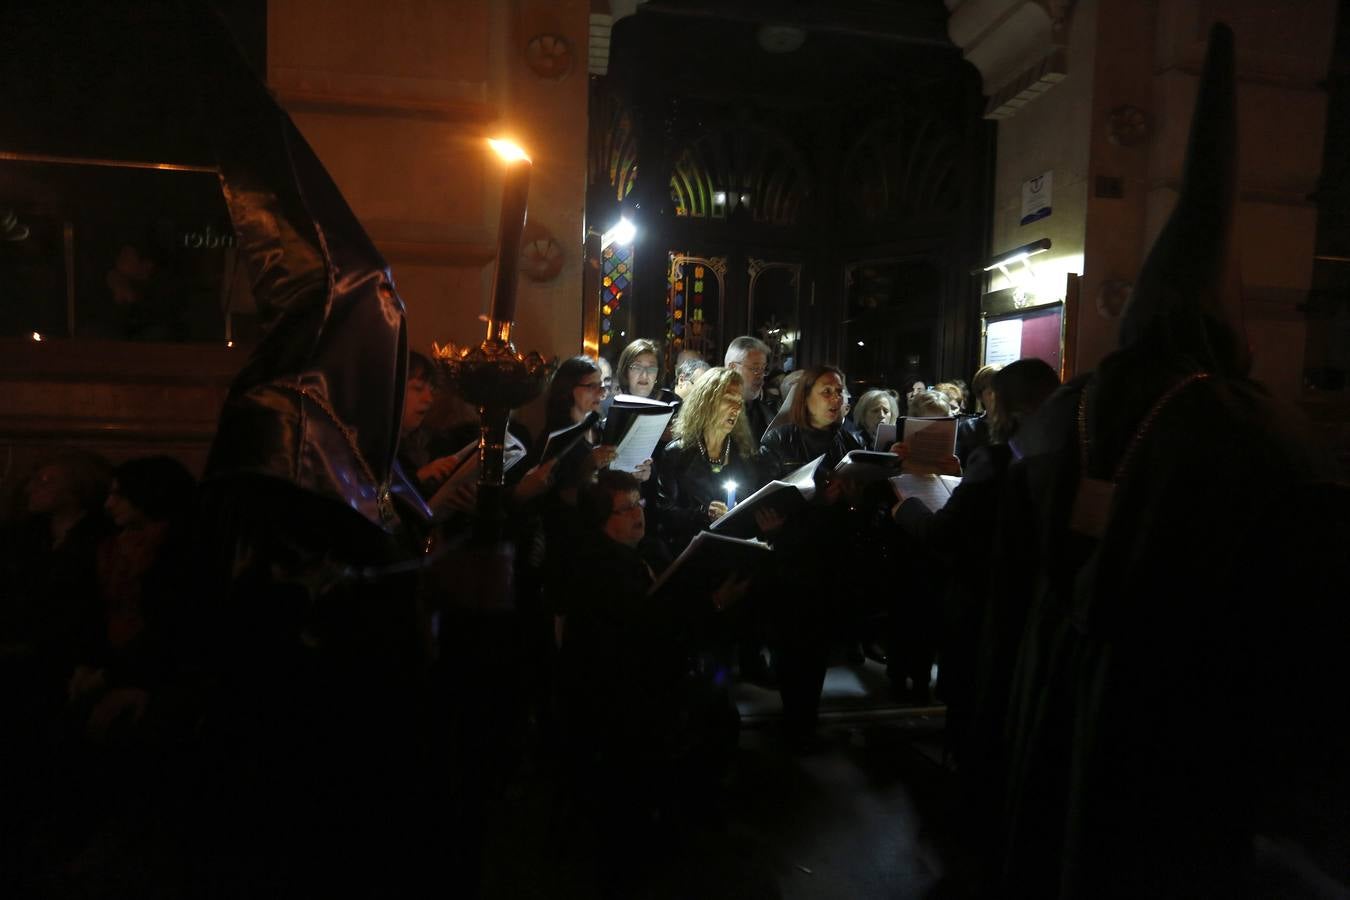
[601,216,636,249]
[978,238,1051,275]
[976,238,1054,307]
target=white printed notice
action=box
[985,317,1022,367]
[1020,170,1052,225]
[902,417,958,469]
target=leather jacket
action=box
[759,422,863,480]
[656,437,768,553]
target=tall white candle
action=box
[724,480,737,509]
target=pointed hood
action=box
[189,0,416,529]
[1119,22,1246,376]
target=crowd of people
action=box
[399,333,1042,738]
[3,23,1345,896]
[4,328,1346,899]
[0,331,1064,894]
[385,333,1083,885]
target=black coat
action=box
[955,414,991,468]
[893,444,1014,763]
[999,372,1348,899]
[760,421,863,480]
[743,396,779,443]
[655,438,768,554]
[553,532,703,745]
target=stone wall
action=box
[987,0,1097,349]
[268,0,591,363]
[0,2,593,508]
[950,0,1338,402]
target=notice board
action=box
[982,303,1063,372]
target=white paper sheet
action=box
[890,473,961,511]
[609,410,673,472]
[902,417,958,466]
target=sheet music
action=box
[610,410,673,472]
[902,417,958,466]
[890,473,961,511]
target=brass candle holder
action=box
[433,338,553,491]
[433,138,554,539]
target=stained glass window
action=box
[600,242,633,348]
[666,255,722,364]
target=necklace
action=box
[698,433,731,474]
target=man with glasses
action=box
[724,335,779,441]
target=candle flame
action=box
[487,139,531,164]
[723,481,737,491]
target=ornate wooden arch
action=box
[588,87,638,203]
[669,125,811,226]
[842,113,963,222]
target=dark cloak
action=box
[994,23,1350,899]
[177,3,433,893]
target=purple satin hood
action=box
[191,2,424,530]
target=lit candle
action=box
[486,138,532,341]
[724,480,737,509]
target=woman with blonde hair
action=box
[851,389,901,450]
[655,366,766,553]
[907,388,954,418]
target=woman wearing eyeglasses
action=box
[614,338,665,400]
[611,339,673,517]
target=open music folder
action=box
[708,453,825,539]
[602,393,676,473]
[648,530,772,598]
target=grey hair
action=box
[852,389,901,429]
[676,356,711,382]
[724,335,771,365]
